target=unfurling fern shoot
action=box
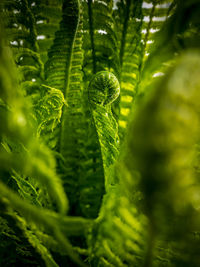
[88,71,120,191]
[34,86,66,139]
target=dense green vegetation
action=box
[0,0,200,266]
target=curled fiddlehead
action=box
[88,71,120,106]
[88,71,120,191]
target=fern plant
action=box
[0,0,200,266]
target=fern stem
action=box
[22,0,39,52]
[142,2,156,57]
[88,0,96,74]
[135,2,156,94]
[119,0,131,67]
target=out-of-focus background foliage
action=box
[0,0,200,266]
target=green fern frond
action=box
[83,0,119,80]
[11,170,41,206]
[129,51,200,266]
[0,181,91,266]
[88,180,148,267]
[0,209,47,266]
[44,0,80,93]
[0,20,68,214]
[114,0,175,137]
[143,0,200,82]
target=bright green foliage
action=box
[131,52,200,216]
[0,0,200,267]
[88,191,148,266]
[129,51,200,266]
